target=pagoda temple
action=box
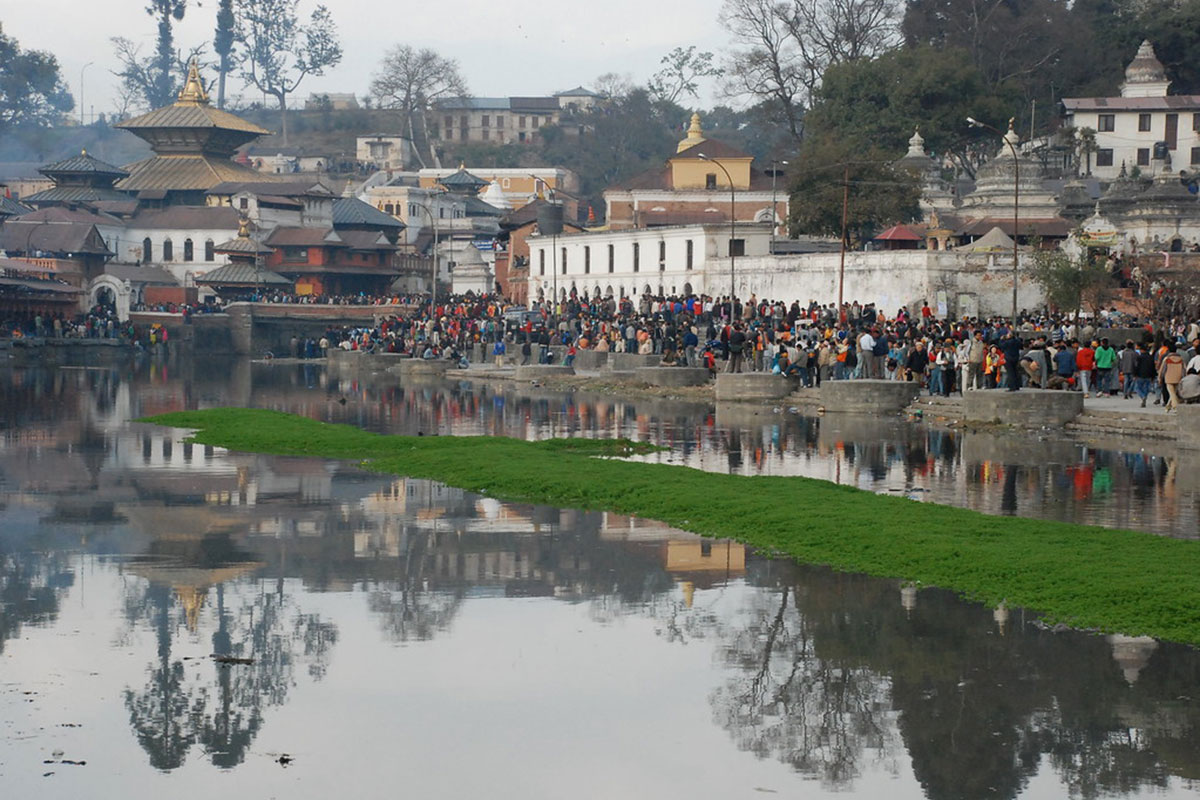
[115,63,276,206]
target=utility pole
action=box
[837,165,849,322]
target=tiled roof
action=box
[554,87,603,98]
[332,197,405,229]
[129,206,241,230]
[672,139,753,161]
[38,152,128,179]
[104,263,178,284]
[194,262,292,286]
[502,198,552,228]
[0,195,33,217]
[509,97,561,112]
[212,235,273,256]
[18,205,123,226]
[116,103,270,136]
[1062,96,1200,111]
[23,186,130,205]
[207,179,330,197]
[957,217,1073,237]
[0,271,81,295]
[465,195,504,217]
[0,220,113,255]
[338,230,397,251]
[439,167,489,189]
[265,227,343,247]
[118,155,266,193]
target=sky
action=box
[4,0,731,119]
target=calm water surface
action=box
[1,358,1198,799]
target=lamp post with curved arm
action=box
[698,153,737,321]
[967,116,1020,324]
[410,193,442,320]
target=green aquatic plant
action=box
[145,408,1200,646]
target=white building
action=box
[355,135,414,171]
[526,223,773,302]
[1062,41,1200,179]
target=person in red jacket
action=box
[1075,339,1096,397]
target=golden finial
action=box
[177,60,210,105]
[1007,117,1016,132]
[237,215,252,238]
[81,148,88,156]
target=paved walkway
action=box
[1083,392,1172,416]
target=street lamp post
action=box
[699,153,737,322]
[967,116,1021,324]
[80,62,94,126]
[769,159,788,253]
[412,196,441,320]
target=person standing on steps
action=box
[999,331,1024,391]
[1133,343,1157,407]
[1159,347,1185,412]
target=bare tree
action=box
[720,0,901,143]
[235,0,342,145]
[720,0,807,143]
[592,72,636,102]
[369,45,467,170]
[648,46,724,106]
[111,36,209,112]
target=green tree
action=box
[148,0,189,108]
[787,136,921,243]
[214,0,237,109]
[235,0,342,145]
[806,45,1015,176]
[1030,247,1114,318]
[0,25,73,134]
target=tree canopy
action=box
[0,25,73,134]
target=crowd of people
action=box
[310,290,1200,410]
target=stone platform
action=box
[634,366,711,387]
[573,350,609,371]
[390,359,450,378]
[1179,405,1200,449]
[715,373,798,402]
[515,364,576,380]
[820,379,921,414]
[963,388,1083,426]
[606,353,662,372]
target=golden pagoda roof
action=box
[117,153,269,193]
[116,68,270,136]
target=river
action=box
[1,357,1197,799]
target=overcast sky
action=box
[4,0,731,118]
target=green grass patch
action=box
[144,408,1200,646]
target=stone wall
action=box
[820,379,921,414]
[963,388,1083,427]
[1178,405,1200,450]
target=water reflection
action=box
[1,360,1199,798]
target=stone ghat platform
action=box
[515,364,576,380]
[963,388,1084,427]
[820,379,921,414]
[634,366,711,387]
[715,373,799,402]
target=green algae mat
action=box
[145,408,1200,646]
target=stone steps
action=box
[1064,411,1178,440]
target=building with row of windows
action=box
[432,88,604,145]
[1062,40,1200,179]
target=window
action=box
[1192,146,1200,165]
[1138,113,1152,132]
[444,129,453,141]
[705,173,717,190]
[142,237,152,261]
[1097,114,1115,132]
[460,115,468,128]
[204,239,214,261]
[501,178,510,188]
[482,115,490,127]
[632,242,639,272]
[1137,148,1150,166]
[584,246,590,274]
[384,203,394,215]
[163,239,174,261]
[658,241,666,271]
[1194,112,1200,132]
[607,244,614,273]
[539,249,545,275]
[561,247,567,274]
[532,116,540,128]
[482,130,489,141]
[283,247,308,262]
[686,239,694,270]
[729,239,746,257]
[1096,148,1114,167]
[518,132,526,143]
[496,116,505,129]
[444,115,453,131]
[519,116,526,129]
[1165,113,1178,149]
[239,197,248,210]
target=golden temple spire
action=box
[677,112,707,153]
[177,61,210,105]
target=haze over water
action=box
[1,358,1198,798]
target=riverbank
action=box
[145,408,1200,646]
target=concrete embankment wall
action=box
[0,338,136,366]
